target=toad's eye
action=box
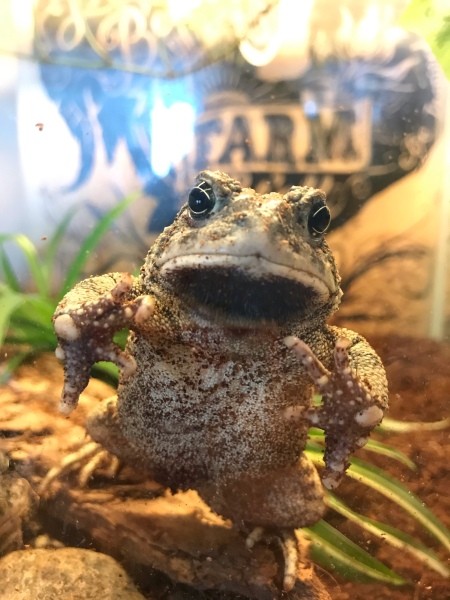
[308,203,331,236]
[188,181,215,218]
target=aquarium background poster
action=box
[0,0,448,338]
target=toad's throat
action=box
[160,253,331,322]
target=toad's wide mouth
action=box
[159,254,332,323]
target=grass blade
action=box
[0,247,21,291]
[378,416,450,433]
[61,194,137,295]
[91,362,120,387]
[0,286,25,346]
[306,446,450,552]
[0,234,49,297]
[304,520,407,585]
[363,439,416,470]
[307,427,325,438]
[6,321,56,347]
[42,206,78,282]
[326,493,450,577]
[4,296,56,348]
[13,296,55,327]
[347,457,450,552]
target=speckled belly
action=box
[117,338,311,487]
[118,386,308,487]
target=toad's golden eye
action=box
[188,181,215,218]
[308,203,331,237]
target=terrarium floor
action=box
[0,334,448,599]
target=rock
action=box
[0,456,38,556]
[0,547,148,600]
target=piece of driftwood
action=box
[0,468,38,557]
[0,355,330,600]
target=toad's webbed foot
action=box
[284,336,387,489]
[246,527,300,592]
[53,273,154,414]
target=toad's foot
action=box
[284,336,385,489]
[246,527,300,592]
[39,440,120,495]
[53,273,155,414]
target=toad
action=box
[52,171,388,591]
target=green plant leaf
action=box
[91,361,120,387]
[304,520,407,585]
[347,457,450,552]
[306,446,450,553]
[61,194,138,295]
[0,234,49,297]
[326,493,450,577]
[400,0,450,78]
[362,438,416,470]
[3,294,56,350]
[0,285,25,347]
[0,247,21,291]
[378,416,450,433]
[42,206,78,284]
[12,295,55,323]
[0,196,137,375]
[6,322,55,347]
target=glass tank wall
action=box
[1,0,448,339]
[0,2,449,600]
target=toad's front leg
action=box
[53,273,154,414]
[284,334,388,490]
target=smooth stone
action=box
[0,547,148,600]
